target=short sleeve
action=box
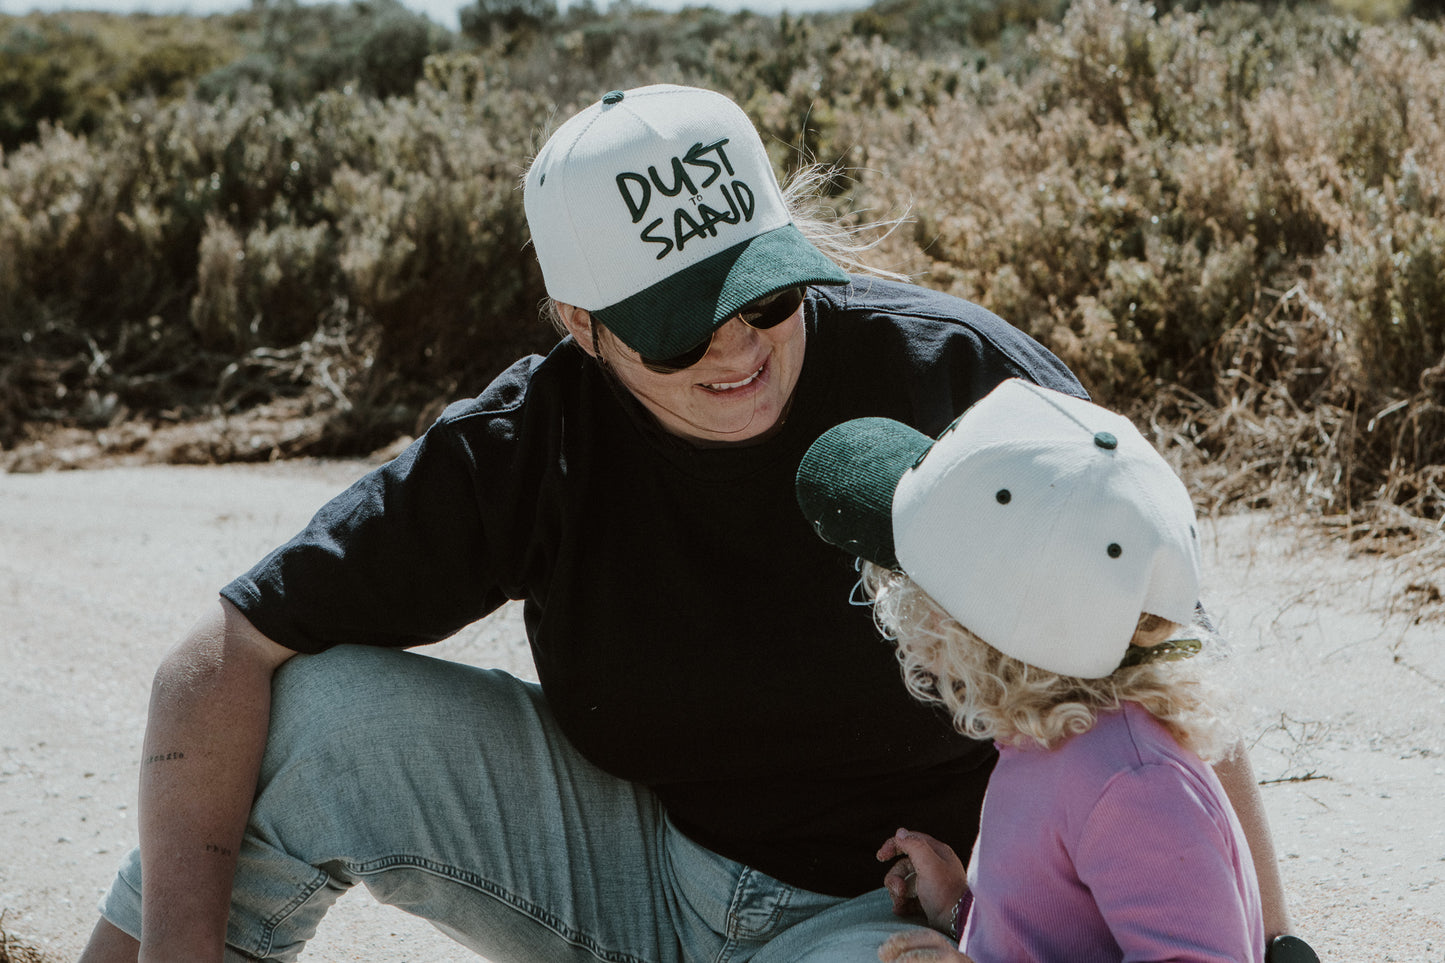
[221,421,510,653]
[1075,763,1263,962]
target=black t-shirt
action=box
[222,277,1086,896]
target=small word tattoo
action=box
[143,751,186,765]
[203,842,234,857]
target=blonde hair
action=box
[539,161,908,337]
[861,562,1237,762]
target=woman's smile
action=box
[700,360,768,393]
[565,301,808,446]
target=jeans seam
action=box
[253,868,332,960]
[346,854,655,963]
[714,868,794,963]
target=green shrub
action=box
[0,75,562,450]
[459,0,557,46]
[0,12,241,150]
[0,22,81,149]
[3,0,1443,532]
[189,0,453,105]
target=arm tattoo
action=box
[143,751,186,764]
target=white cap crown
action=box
[523,85,848,358]
[894,381,1202,678]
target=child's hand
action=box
[878,928,975,962]
[876,827,968,933]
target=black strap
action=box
[1267,935,1322,963]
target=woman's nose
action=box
[704,316,759,359]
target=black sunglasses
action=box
[639,286,805,374]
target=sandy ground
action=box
[1,459,1443,962]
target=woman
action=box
[79,84,1292,963]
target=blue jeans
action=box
[100,646,931,962]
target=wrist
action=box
[139,946,229,963]
[138,919,231,963]
[947,890,972,942]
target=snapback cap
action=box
[524,85,849,358]
[796,379,1203,678]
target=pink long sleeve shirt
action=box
[960,701,1264,962]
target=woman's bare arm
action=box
[1214,741,1294,941]
[81,598,297,963]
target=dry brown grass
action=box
[840,0,1445,557]
[0,913,56,963]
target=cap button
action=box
[1094,431,1118,450]
[602,90,625,105]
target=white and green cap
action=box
[524,84,848,359]
[796,379,1203,678]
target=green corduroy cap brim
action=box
[795,417,935,571]
[592,224,849,359]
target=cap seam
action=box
[555,107,611,308]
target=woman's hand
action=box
[876,827,968,934]
[878,928,975,962]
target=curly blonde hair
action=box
[861,562,1237,762]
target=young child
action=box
[795,378,1266,963]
